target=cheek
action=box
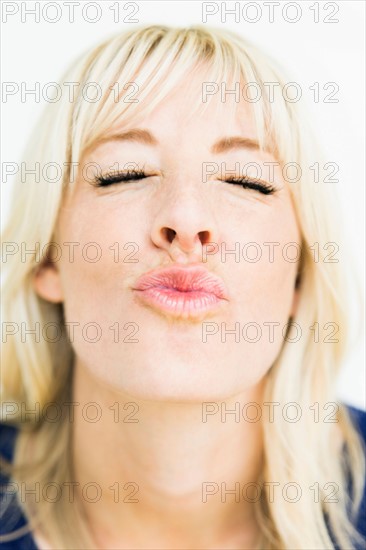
[55,197,145,341]
[217,198,300,360]
[234,200,299,287]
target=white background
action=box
[1,1,365,409]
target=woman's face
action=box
[34,77,301,401]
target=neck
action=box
[71,360,265,549]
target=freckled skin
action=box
[35,81,301,402]
[32,77,303,549]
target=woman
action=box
[1,25,365,550]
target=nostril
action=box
[164,228,176,244]
[199,230,211,245]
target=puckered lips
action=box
[132,264,229,319]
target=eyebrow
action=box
[211,136,261,154]
[99,129,158,147]
[93,128,262,154]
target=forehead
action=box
[150,92,253,135]
[75,60,280,171]
[105,74,258,149]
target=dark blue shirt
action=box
[1,404,365,549]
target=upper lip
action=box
[132,265,229,300]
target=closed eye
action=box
[221,176,276,195]
[93,169,147,187]
[93,170,277,195]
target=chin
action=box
[98,363,261,404]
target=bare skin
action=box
[33,76,300,548]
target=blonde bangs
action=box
[62,25,299,188]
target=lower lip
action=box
[133,286,225,318]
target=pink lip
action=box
[132,265,229,319]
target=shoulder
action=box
[0,423,38,549]
[346,403,366,442]
[0,423,19,462]
[342,404,366,547]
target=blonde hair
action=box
[1,25,365,549]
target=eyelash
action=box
[93,170,276,195]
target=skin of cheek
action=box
[55,174,301,402]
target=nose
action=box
[150,186,219,264]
